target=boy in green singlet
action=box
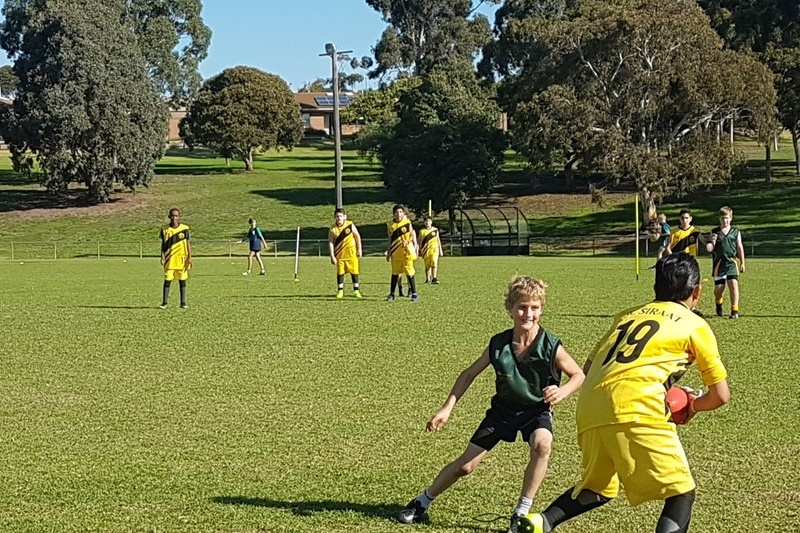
[397,276,585,532]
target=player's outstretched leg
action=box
[656,491,694,533]
[521,488,611,532]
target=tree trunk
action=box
[639,187,657,228]
[729,118,734,153]
[564,156,577,189]
[792,130,800,176]
[765,143,772,184]
[243,149,254,171]
[448,207,456,235]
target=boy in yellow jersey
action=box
[419,216,444,284]
[328,208,363,299]
[666,209,705,316]
[386,204,419,302]
[666,209,702,257]
[159,208,192,309]
[521,253,730,533]
[706,206,745,319]
[398,276,584,532]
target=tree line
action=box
[0,0,796,219]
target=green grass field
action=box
[1,256,798,532]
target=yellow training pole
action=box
[635,194,640,281]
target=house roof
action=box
[294,92,356,110]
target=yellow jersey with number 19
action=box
[576,300,727,434]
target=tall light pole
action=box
[321,42,352,209]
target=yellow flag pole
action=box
[428,199,432,217]
[635,194,640,281]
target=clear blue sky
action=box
[1,0,498,91]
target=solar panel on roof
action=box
[313,95,354,106]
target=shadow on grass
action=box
[154,164,240,176]
[0,188,127,213]
[252,187,391,208]
[75,305,156,310]
[212,496,402,520]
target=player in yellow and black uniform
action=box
[666,209,706,316]
[386,204,419,302]
[160,208,192,309]
[328,208,363,299]
[419,216,444,284]
[666,209,701,257]
[521,253,731,533]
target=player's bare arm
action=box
[352,225,363,257]
[186,239,192,267]
[543,345,585,406]
[688,379,730,421]
[736,232,746,272]
[427,347,490,432]
[328,230,337,265]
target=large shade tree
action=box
[180,66,304,171]
[484,0,776,221]
[367,0,499,78]
[2,0,211,100]
[376,59,506,222]
[699,0,800,176]
[0,0,167,204]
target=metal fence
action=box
[1,234,798,261]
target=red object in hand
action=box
[667,386,692,425]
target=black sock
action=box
[656,491,695,533]
[179,280,187,306]
[162,281,171,305]
[390,275,399,295]
[542,488,611,531]
[337,274,345,290]
[407,275,417,295]
[351,275,359,290]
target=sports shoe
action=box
[242,271,250,276]
[729,311,739,320]
[159,303,167,309]
[259,270,266,276]
[716,303,723,317]
[387,294,395,302]
[353,290,362,299]
[508,513,523,533]
[517,513,545,533]
[180,303,188,309]
[411,293,419,302]
[431,278,439,285]
[424,279,430,284]
[397,499,428,524]
[692,308,704,318]
[336,289,344,299]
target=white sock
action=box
[514,496,533,516]
[417,488,435,509]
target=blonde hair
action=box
[719,206,733,217]
[505,275,548,310]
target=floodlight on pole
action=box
[320,42,352,209]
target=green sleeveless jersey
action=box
[488,327,563,412]
[711,226,740,261]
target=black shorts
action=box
[469,406,553,451]
[250,248,262,254]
